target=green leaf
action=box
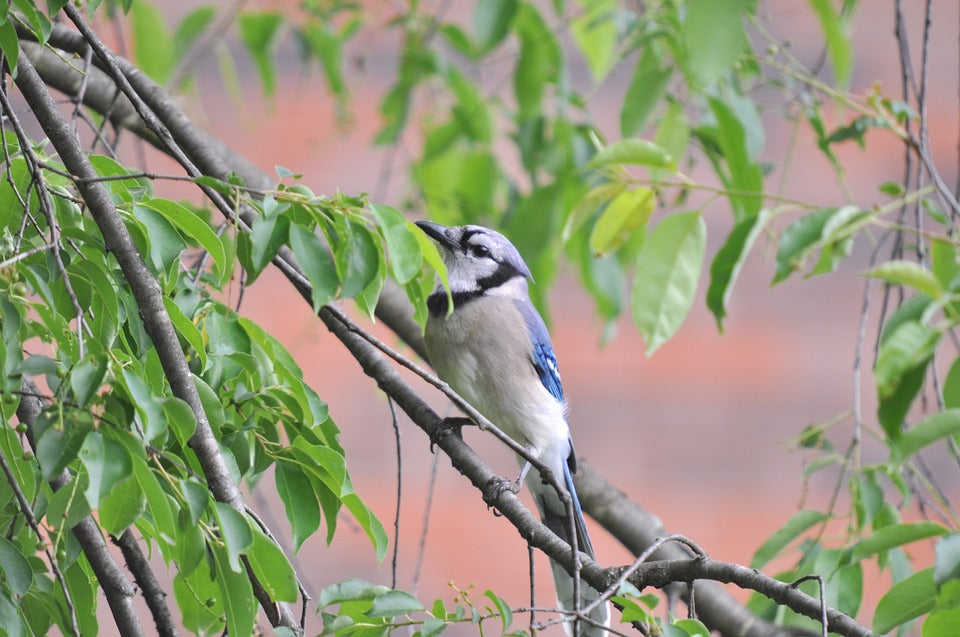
[873,568,935,634]
[172,6,217,62]
[513,3,561,119]
[811,206,870,276]
[652,99,690,181]
[865,260,942,299]
[78,432,132,509]
[631,211,706,355]
[371,205,422,284]
[924,605,960,637]
[299,20,355,106]
[212,543,256,637]
[246,213,290,284]
[673,618,710,636]
[878,363,926,449]
[589,187,655,256]
[246,527,298,603]
[483,590,512,631]
[751,510,829,569]
[336,219,380,299]
[708,96,763,220]
[0,537,31,595]
[98,475,145,536]
[367,590,424,618]
[0,20,19,78]
[12,0,49,44]
[131,204,186,276]
[276,462,321,553]
[891,410,960,464]
[131,0,175,84]
[845,522,948,565]
[931,238,960,290]
[131,455,177,545]
[121,369,168,442]
[934,533,960,585]
[162,396,197,447]
[707,210,770,330]
[682,0,748,87]
[772,209,834,283]
[342,493,388,563]
[562,182,625,243]
[163,296,207,371]
[144,199,226,281]
[318,579,391,607]
[239,11,284,96]
[571,0,617,81]
[70,356,107,409]
[214,502,253,573]
[874,319,939,403]
[180,479,210,524]
[288,224,339,312]
[587,139,675,170]
[807,0,853,86]
[944,357,960,410]
[473,0,517,53]
[621,52,673,137]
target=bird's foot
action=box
[483,475,522,513]
[428,416,473,452]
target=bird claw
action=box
[428,417,472,452]
[483,476,522,513]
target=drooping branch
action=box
[11,49,299,632]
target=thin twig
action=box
[387,395,402,590]
[0,242,55,268]
[790,575,828,637]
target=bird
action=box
[416,220,610,637]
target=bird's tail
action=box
[532,460,610,637]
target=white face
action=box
[443,229,503,293]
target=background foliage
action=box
[0,0,958,636]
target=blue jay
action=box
[416,221,610,637]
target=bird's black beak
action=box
[416,220,459,251]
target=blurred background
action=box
[86,0,958,632]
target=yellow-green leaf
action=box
[589,187,655,256]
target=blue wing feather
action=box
[513,299,564,404]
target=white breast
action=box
[424,297,569,458]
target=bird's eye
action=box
[470,245,491,258]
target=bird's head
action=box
[416,221,532,298]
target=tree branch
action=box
[112,531,180,637]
